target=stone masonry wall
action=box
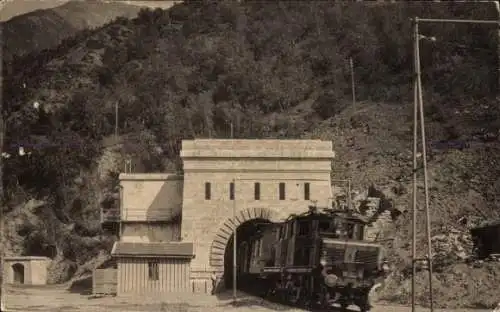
[180,139,335,293]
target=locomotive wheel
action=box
[321,289,331,309]
[358,301,371,312]
[355,289,372,312]
[355,298,370,312]
[359,306,370,312]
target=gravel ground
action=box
[2,284,493,312]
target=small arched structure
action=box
[12,263,25,284]
[3,256,50,285]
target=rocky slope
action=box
[2,1,499,308]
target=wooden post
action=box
[231,124,237,302]
[350,57,356,106]
[494,1,500,92]
[411,17,419,312]
[115,102,118,140]
[415,18,435,312]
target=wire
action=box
[423,38,497,54]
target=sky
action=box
[0,0,179,22]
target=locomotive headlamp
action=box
[324,274,338,287]
[320,258,327,267]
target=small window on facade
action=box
[279,182,286,200]
[254,182,261,200]
[304,182,310,200]
[205,182,211,200]
[148,261,159,281]
[229,182,235,200]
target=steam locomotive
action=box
[236,205,390,311]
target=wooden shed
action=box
[111,241,194,295]
[92,258,118,296]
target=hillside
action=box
[2,1,500,308]
[0,0,68,21]
[1,0,143,61]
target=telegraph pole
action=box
[495,1,500,91]
[231,122,237,303]
[412,17,434,312]
[411,14,499,312]
[0,94,4,311]
[115,101,118,139]
[411,18,419,312]
[350,57,356,106]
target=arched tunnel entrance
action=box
[223,218,271,290]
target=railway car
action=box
[238,205,390,312]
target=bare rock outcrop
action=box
[47,254,77,284]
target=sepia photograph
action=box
[1,0,499,311]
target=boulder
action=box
[431,228,474,269]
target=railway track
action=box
[235,283,360,312]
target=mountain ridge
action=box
[2,0,143,60]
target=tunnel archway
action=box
[209,207,279,291]
[12,263,25,284]
[223,218,271,289]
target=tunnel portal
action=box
[223,218,271,289]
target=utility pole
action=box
[410,15,499,312]
[347,179,352,211]
[231,121,237,303]
[411,18,419,312]
[412,17,434,312]
[350,57,356,106]
[495,1,500,92]
[115,101,118,140]
[0,98,4,309]
[232,177,237,302]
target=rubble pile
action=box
[380,261,500,309]
[330,185,399,242]
[365,210,393,241]
[360,197,380,219]
[431,228,473,269]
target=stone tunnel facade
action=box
[179,139,336,287]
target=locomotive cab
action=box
[243,206,389,312]
[317,215,366,241]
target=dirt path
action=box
[2,285,493,312]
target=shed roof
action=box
[111,242,194,258]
